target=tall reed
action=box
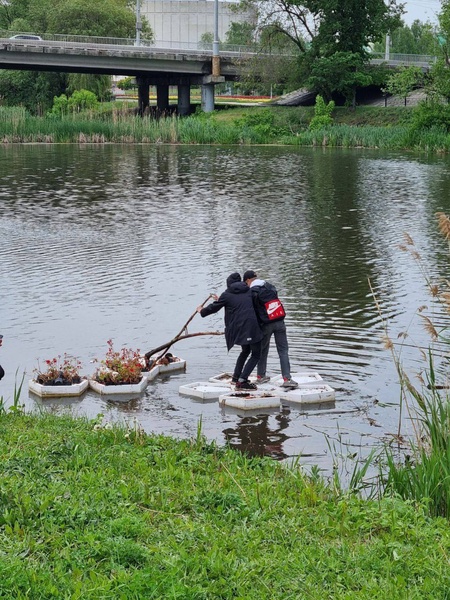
[369,214,450,517]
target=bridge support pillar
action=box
[201,84,215,113]
[157,84,169,114]
[178,84,191,116]
[201,74,225,113]
[136,76,150,116]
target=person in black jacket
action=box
[243,270,298,389]
[197,272,262,390]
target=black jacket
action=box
[200,281,262,350]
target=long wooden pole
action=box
[144,294,217,364]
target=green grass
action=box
[1,411,450,598]
[0,104,449,151]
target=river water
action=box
[2,144,450,474]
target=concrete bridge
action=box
[0,35,250,113]
[0,34,438,113]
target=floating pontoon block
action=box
[29,378,89,398]
[219,392,281,410]
[89,377,148,395]
[271,372,324,387]
[179,381,232,400]
[158,358,186,374]
[209,372,234,384]
[279,384,335,404]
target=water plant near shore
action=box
[363,213,450,517]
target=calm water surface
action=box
[2,144,450,473]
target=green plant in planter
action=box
[34,354,83,385]
[93,339,143,385]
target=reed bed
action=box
[1,107,450,151]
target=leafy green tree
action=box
[0,69,66,111]
[49,93,69,115]
[238,0,403,56]
[426,59,450,103]
[373,20,440,55]
[67,89,98,111]
[307,52,373,106]
[66,74,112,101]
[382,65,424,105]
[309,94,334,130]
[116,76,135,91]
[225,22,255,47]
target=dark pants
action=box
[232,341,262,381]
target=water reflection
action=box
[223,408,291,460]
[2,144,450,472]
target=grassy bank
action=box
[2,104,449,152]
[0,410,449,599]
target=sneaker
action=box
[282,378,298,389]
[231,376,238,384]
[235,380,257,391]
[256,375,271,384]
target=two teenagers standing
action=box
[197,270,298,390]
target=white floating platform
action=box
[219,392,281,410]
[179,381,232,400]
[89,377,148,395]
[29,378,89,398]
[271,372,324,387]
[209,372,234,384]
[279,384,335,404]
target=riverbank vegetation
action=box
[0,409,449,598]
[3,101,450,153]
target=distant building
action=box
[141,0,255,48]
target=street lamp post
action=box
[212,0,220,76]
[135,0,142,46]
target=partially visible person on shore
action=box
[0,335,4,381]
[243,270,298,389]
[197,272,262,390]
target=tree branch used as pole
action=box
[144,294,217,364]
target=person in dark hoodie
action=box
[197,272,262,390]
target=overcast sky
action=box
[402,0,441,25]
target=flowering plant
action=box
[93,339,143,385]
[34,354,83,385]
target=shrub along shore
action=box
[0,410,449,599]
[2,103,450,152]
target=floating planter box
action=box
[89,377,148,395]
[219,392,281,410]
[279,384,335,404]
[158,357,186,374]
[179,381,232,400]
[209,372,234,384]
[142,365,160,382]
[29,378,89,398]
[271,372,324,387]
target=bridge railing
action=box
[369,52,437,65]
[0,29,272,55]
[1,30,439,64]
